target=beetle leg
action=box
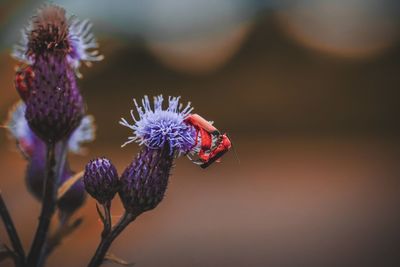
[200,134,232,168]
[192,127,199,149]
[198,128,212,162]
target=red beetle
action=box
[185,114,232,169]
[15,66,35,101]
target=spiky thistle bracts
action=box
[119,145,173,214]
[10,4,101,143]
[24,53,84,143]
[83,158,120,205]
[120,95,196,156]
[5,101,96,157]
[12,4,103,75]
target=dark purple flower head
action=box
[25,54,84,143]
[84,158,120,204]
[5,101,95,158]
[12,4,102,143]
[119,145,173,214]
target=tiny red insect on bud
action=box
[15,66,35,102]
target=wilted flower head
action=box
[83,158,120,204]
[120,95,196,155]
[13,4,103,75]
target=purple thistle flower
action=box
[119,145,173,214]
[5,101,95,157]
[83,158,120,204]
[119,95,196,155]
[11,4,102,143]
[12,4,103,76]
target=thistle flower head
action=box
[119,145,173,214]
[5,101,95,157]
[11,5,102,142]
[83,158,120,204]
[120,95,196,155]
[12,4,103,75]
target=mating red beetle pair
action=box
[185,114,232,169]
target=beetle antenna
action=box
[226,133,240,165]
[231,142,240,165]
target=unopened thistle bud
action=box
[83,158,120,204]
[119,95,195,213]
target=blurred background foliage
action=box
[1,0,400,137]
[1,1,400,267]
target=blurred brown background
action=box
[1,1,400,266]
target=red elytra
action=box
[184,114,232,169]
[15,66,35,102]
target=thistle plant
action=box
[0,4,231,267]
[1,4,101,267]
